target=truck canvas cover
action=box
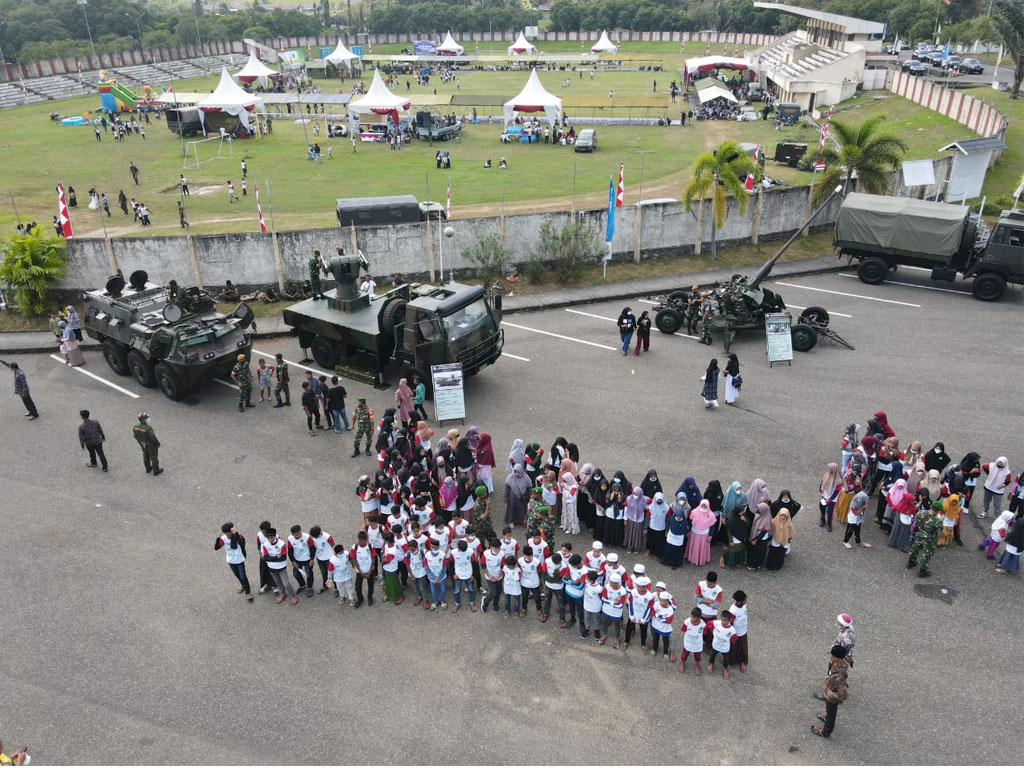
[835,193,967,259]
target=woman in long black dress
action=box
[747,502,772,570]
[605,472,630,546]
[640,469,663,499]
[770,490,802,520]
[661,496,691,568]
[701,358,720,408]
[765,508,795,571]
[593,473,610,542]
[578,463,596,533]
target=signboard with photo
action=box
[431,362,465,423]
[765,312,793,366]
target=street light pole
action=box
[0,21,7,67]
[78,0,98,64]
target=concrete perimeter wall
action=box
[59,182,841,292]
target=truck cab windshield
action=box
[444,298,492,342]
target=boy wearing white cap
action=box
[603,552,630,588]
[624,575,654,651]
[599,571,629,649]
[646,588,676,658]
[584,541,606,573]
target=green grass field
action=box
[0,38,999,239]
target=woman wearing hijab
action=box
[902,440,923,472]
[376,409,397,455]
[765,508,794,571]
[593,473,611,542]
[475,433,497,494]
[605,473,629,546]
[640,469,662,499]
[394,378,414,428]
[561,471,580,535]
[746,502,772,570]
[504,464,532,527]
[957,451,982,511]
[886,479,915,551]
[924,469,942,501]
[508,438,525,471]
[770,490,801,519]
[685,499,716,566]
[923,442,950,474]
[661,494,691,568]
[578,464,597,532]
[702,480,723,515]
[937,494,961,548]
[465,426,480,451]
[906,461,926,495]
[873,411,895,439]
[633,310,652,355]
[995,513,1023,574]
[875,460,905,530]
[819,463,842,531]
[701,358,720,408]
[623,486,647,554]
[677,477,703,511]
[721,502,750,569]
[979,510,1015,559]
[617,306,637,356]
[716,482,745,548]
[646,491,671,558]
[724,353,740,405]
[524,443,544,485]
[746,479,769,515]
[439,476,459,520]
[454,438,475,482]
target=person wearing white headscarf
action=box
[560,472,580,535]
[979,511,1014,559]
[507,439,525,471]
[645,492,671,558]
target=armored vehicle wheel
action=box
[101,339,129,376]
[127,350,157,388]
[381,299,407,338]
[971,272,1006,302]
[791,323,818,352]
[799,306,830,326]
[667,291,689,304]
[310,337,338,370]
[857,257,889,285]
[655,308,682,335]
[154,362,186,401]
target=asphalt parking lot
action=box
[2,265,1023,765]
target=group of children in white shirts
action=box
[219,517,751,677]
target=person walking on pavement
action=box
[301,381,321,435]
[1,361,38,419]
[180,175,190,196]
[230,354,254,412]
[272,352,291,407]
[811,645,850,738]
[634,310,652,355]
[133,412,162,475]
[215,522,254,602]
[352,397,373,456]
[78,409,108,471]
[617,307,636,356]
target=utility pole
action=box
[78,0,99,64]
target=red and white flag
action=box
[615,163,624,207]
[254,186,267,232]
[744,173,755,194]
[446,179,451,220]
[753,144,762,162]
[814,157,827,172]
[818,104,834,153]
[56,183,73,238]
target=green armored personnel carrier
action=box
[282,254,503,390]
[83,270,254,401]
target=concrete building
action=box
[747,2,885,111]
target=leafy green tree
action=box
[993,0,1024,98]
[462,232,507,286]
[812,114,907,204]
[0,233,67,316]
[682,140,756,261]
[243,25,272,40]
[531,219,600,284]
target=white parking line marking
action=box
[773,282,921,308]
[213,378,239,390]
[837,273,972,295]
[787,304,854,319]
[639,299,659,305]
[49,355,140,398]
[502,321,617,351]
[253,350,332,378]
[565,308,699,340]
[502,352,531,362]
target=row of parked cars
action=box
[902,43,985,76]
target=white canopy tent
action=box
[197,68,264,133]
[348,69,412,131]
[697,84,738,104]
[591,30,618,54]
[234,51,279,87]
[502,69,562,128]
[325,39,362,71]
[508,32,539,56]
[437,31,465,56]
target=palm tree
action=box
[812,114,907,205]
[992,0,1024,99]
[682,140,756,261]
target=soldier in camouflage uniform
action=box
[472,486,495,546]
[309,248,325,300]
[272,352,290,407]
[351,396,373,457]
[907,501,943,577]
[685,284,702,335]
[699,301,714,346]
[230,353,254,412]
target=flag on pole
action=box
[254,186,267,232]
[77,61,83,85]
[753,144,762,162]
[56,183,73,238]
[446,179,451,221]
[818,104,834,153]
[605,177,615,244]
[814,157,827,172]
[744,172,755,194]
[615,163,624,207]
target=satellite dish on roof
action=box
[105,273,126,297]
[129,270,149,291]
[162,303,184,323]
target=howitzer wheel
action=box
[655,309,682,335]
[791,323,818,352]
[667,291,689,304]
[799,306,829,327]
[310,337,339,370]
[101,339,129,376]
[154,362,185,401]
[127,350,157,388]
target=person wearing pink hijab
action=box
[476,433,497,494]
[394,378,414,428]
[886,479,915,551]
[685,500,717,566]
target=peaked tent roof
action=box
[235,51,278,81]
[508,31,539,55]
[503,68,562,127]
[591,30,618,53]
[325,39,361,64]
[349,69,412,119]
[198,68,263,109]
[437,31,465,55]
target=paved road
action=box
[2,268,1022,764]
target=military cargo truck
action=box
[83,270,254,401]
[282,254,502,390]
[834,193,1024,301]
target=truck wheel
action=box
[127,350,157,388]
[310,337,338,370]
[381,299,407,338]
[154,362,186,401]
[799,306,829,326]
[791,323,818,352]
[101,339,130,376]
[857,257,889,285]
[655,309,682,334]
[971,272,1006,302]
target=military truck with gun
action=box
[83,270,254,401]
[282,253,503,390]
[834,192,1024,301]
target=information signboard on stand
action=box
[765,312,793,367]
[431,362,466,424]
